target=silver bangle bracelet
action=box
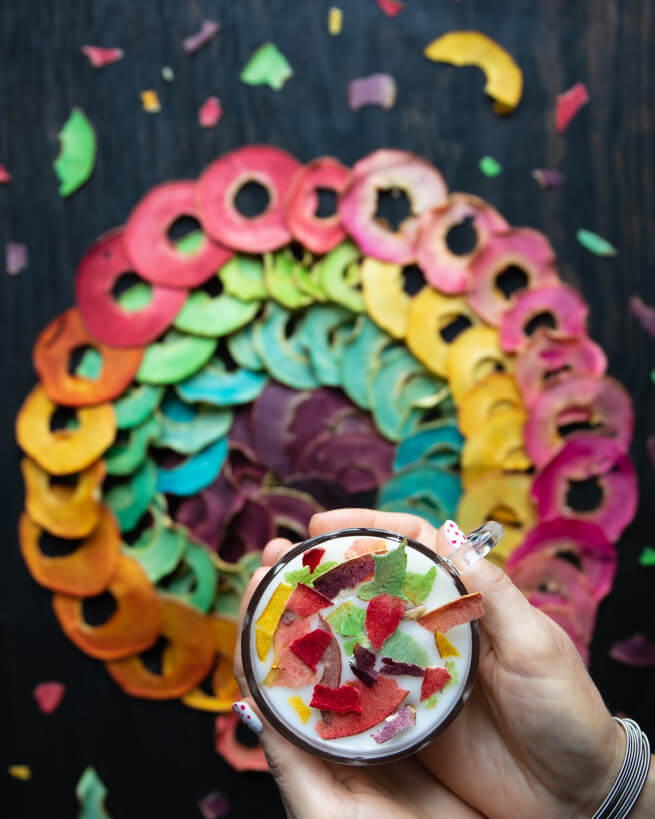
[590,718,651,819]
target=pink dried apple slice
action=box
[215,713,268,771]
[524,376,633,467]
[284,157,351,253]
[515,329,607,408]
[460,409,530,488]
[506,518,616,601]
[339,150,448,264]
[500,285,588,352]
[457,373,523,438]
[124,181,233,287]
[445,326,512,403]
[467,228,560,325]
[197,145,301,252]
[530,436,638,541]
[416,193,509,294]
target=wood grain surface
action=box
[1,1,653,816]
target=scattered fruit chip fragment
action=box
[199,96,222,128]
[302,547,325,573]
[288,695,312,723]
[313,554,375,599]
[371,704,415,743]
[421,666,451,700]
[380,658,424,676]
[310,683,362,714]
[639,547,655,567]
[609,634,655,668]
[140,90,161,113]
[629,296,655,338]
[183,20,220,54]
[0,163,11,183]
[76,767,111,818]
[418,592,485,633]
[241,43,293,91]
[555,83,589,133]
[198,790,230,819]
[8,765,31,781]
[435,632,460,658]
[81,46,124,67]
[328,7,342,35]
[403,566,437,605]
[424,31,523,114]
[532,169,565,189]
[365,593,407,650]
[576,229,618,257]
[377,0,404,16]
[357,542,407,601]
[315,677,408,739]
[6,241,28,275]
[53,107,97,197]
[348,74,397,111]
[255,582,292,660]
[286,583,333,617]
[479,156,502,177]
[290,628,332,670]
[33,681,66,714]
[379,630,428,667]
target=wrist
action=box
[629,758,655,819]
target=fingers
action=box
[261,536,294,567]
[310,508,441,553]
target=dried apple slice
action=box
[467,228,560,325]
[500,285,588,352]
[19,505,120,595]
[530,437,638,541]
[263,249,313,309]
[105,414,161,476]
[34,308,143,406]
[53,554,161,659]
[416,194,509,294]
[104,459,157,531]
[106,597,216,698]
[173,281,260,337]
[524,376,633,467]
[197,145,301,252]
[300,305,355,386]
[177,358,268,407]
[252,303,319,389]
[123,496,186,583]
[457,373,523,438]
[338,316,392,410]
[124,181,233,287]
[76,229,187,347]
[163,537,218,613]
[136,330,216,385]
[284,157,351,253]
[318,241,366,312]
[215,713,268,771]
[21,456,105,538]
[515,329,607,408]
[155,437,228,497]
[460,409,530,488]
[406,287,481,377]
[379,462,461,520]
[113,384,164,429]
[445,326,512,403]
[393,421,463,471]
[16,385,116,475]
[155,395,232,454]
[339,151,448,263]
[360,257,413,338]
[457,471,537,563]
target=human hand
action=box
[233,530,483,819]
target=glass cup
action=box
[241,523,502,765]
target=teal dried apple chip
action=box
[313,554,375,599]
[339,315,392,410]
[378,463,461,522]
[371,704,416,743]
[365,594,407,650]
[226,323,265,372]
[302,547,325,573]
[164,538,218,613]
[156,394,232,454]
[300,305,355,386]
[417,592,485,633]
[394,422,463,471]
[177,358,268,406]
[75,766,110,819]
[315,677,408,739]
[420,666,451,701]
[104,458,157,531]
[290,628,332,671]
[113,384,164,429]
[357,541,407,601]
[403,566,437,606]
[310,683,362,714]
[105,414,161,476]
[155,436,228,496]
[253,302,319,390]
[54,107,96,197]
[122,496,185,582]
[286,583,332,617]
[379,630,428,668]
[326,601,366,638]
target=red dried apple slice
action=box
[500,285,588,352]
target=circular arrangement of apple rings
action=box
[15,147,636,753]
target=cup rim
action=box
[241,526,480,766]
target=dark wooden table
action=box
[1,1,654,816]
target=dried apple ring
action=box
[406,287,481,377]
[445,326,512,403]
[197,145,301,252]
[461,409,530,488]
[16,385,116,475]
[214,713,268,771]
[360,257,412,338]
[416,194,509,294]
[53,554,161,660]
[457,471,537,564]
[21,456,105,538]
[524,376,633,468]
[500,285,588,352]
[531,437,637,542]
[284,157,351,253]
[457,373,523,438]
[124,181,232,287]
[339,151,448,264]
[105,597,216,699]
[34,308,143,406]
[468,228,560,325]
[75,229,187,348]
[181,615,240,712]
[19,505,120,596]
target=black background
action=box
[1,1,654,816]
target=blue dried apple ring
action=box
[155,437,228,496]
[263,250,313,309]
[155,395,232,454]
[34,308,143,407]
[136,330,216,385]
[75,229,187,347]
[106,597,216,699]
[197,145,301,252]
[284,157,351,253]
[468,228,560,326]
[162,537,218,613]
[360,258,411,338]
[524,376,633,468]
[318,241,366,312]
[393,421,463,471]
[123,496,186,582]
[173,276,260,337]
[19,504,121,595]
[416,194,509,294]
[53,554,161,660]
[177,358,268,406]
[104,459,157,531]
[300,305,355,386]
[113,384,164,429]
[457,372,523,438]
[252,303,319,389]
[16,385,116,475]
[379,461,461,520]
[445,326,512,403]
[21,456,105,538]
[406,287,481,377]
[461,409,530,488]
[339,150,448,263]
[339,315,391,409]
[500,285,588,352]
[124,181,233,287]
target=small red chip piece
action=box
[365,594,407,651]
[286,583,333,617]
[302,547,325,573]
[315,677,408,739]
[289,628,332,671]
[310,683,362,714]
[33,681,66,714]
[421,666,451,701]
[417,592,485,634]
[555,83,589,133]
[377,0,404,17]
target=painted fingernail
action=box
[443,520,467,554]
[232,701,263,735]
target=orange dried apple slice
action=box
[445,326,512,403]
[19,505,120,595]
[360,257,411,338]
[106,597,215,699]
[21,456,105,538]
[16,385,116,475]
[182,614,240,712]
[460,409,530,488]
[457,373,523,438]
[406,287,480,377]
[53,554,161,660]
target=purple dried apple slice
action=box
[531,436,638,541]
[468,228,560,325]
[339,151,448,264]
[197,145,301,252]
[250,381,308,478]
[416,193,509,294]
[500,285,589,352]
[176,474,246,551]
[507,518,616,602]
[284,157,351,253]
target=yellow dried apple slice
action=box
[445,326,512,404]
[457,373,523,438]
[460,409,531,488]
[360,257,410,338]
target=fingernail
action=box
[443,520,468,554]
[232,701,263,735]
